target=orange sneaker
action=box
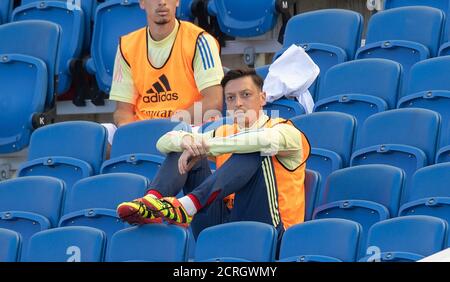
[117,197,163,225]
[142,196,193,228]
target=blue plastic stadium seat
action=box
[207,0,279,38]
[356,7,444,93]
[439,43,450,55]
[198,116,233,133]
[0,53,47,154]
[0,176,65,258]
[438,136,450,164]
[0,20,60,107]
[0,228,21,262]
[279,9,363,98]
[278,219,361,262]
[0,20,60,106]
[195,221,278,262]
[304,170,320,221]
[264,98,306,119]
[12,1,84,94]
[0,0,13,23]
[399,163,450,225]
[17,121,108,190]
[21,0,96,51]
[351,108,440,194]
[313,164,405,257]
[86,0,147,94]
[101,119,190,181]
[106,225,190,262]
[24,226,106,262]
[315,59,402,135]
[395,56,450,164]
[360,216,448,262]
[255,64,270,80]
[176,0,194,21]
[291,112,356,187]
[384,0,450,44]
[59,173,149,240]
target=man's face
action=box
[140,0,179,25]
[224,76,266,127]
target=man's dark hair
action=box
[221,69,264,91]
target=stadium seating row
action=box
[0,168,316,256]
[2,3,450,155]
[1,161,450,261]
[259,5,450,100]
[2,2,450,107]
[1,215,448,262]
[5,103,449,192]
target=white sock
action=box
[179,196,198,216]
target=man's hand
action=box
[180,135,209,157]
[178,135,209,174]
[178,150,201,175]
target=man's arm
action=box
[109,46,138,127]
[113,101,135,127]
[172,33,224,125]
[206,124,303,169]
[156,130,214,154]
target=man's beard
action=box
[154,18,170,25]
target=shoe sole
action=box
[117,204,162,225]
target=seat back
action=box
[21,0,96,51]
[176,0,194,21]
[24,120,107,171]
[24,226,106,262]
[362,216,447,261]
[352,109,440,183]
[365,7,443,57]
[304,169,320,221]
[207,0,279,37]
[0,176,65,258]
[0,54,47,154]
[0,228,21,262]
[0,0,13,23]
[195,221,278,262]
[18,121,107,191]
[101,119,190,180]
[291,112,356,182]
[12,1,84,94]
[0,20,60,106]
[316,59,402,135]
[314,164,404,257]
[110,119,190,158]
[384,0,450,43]
[399,163,450,224]
[398,56,450,157]
[59,173,149,240]
[106,225,189,262]
[315,164,404,221]
[357,7,444,91]
[264,98,306,119]
[284,9,363,59]
[279,219,361,262]
[283,9,363,97]
[89,0,147,93]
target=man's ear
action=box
[176,0,180,8]
[260,91,267,106]
[139,0,145,10]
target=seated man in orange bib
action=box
[117,69,311,239]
